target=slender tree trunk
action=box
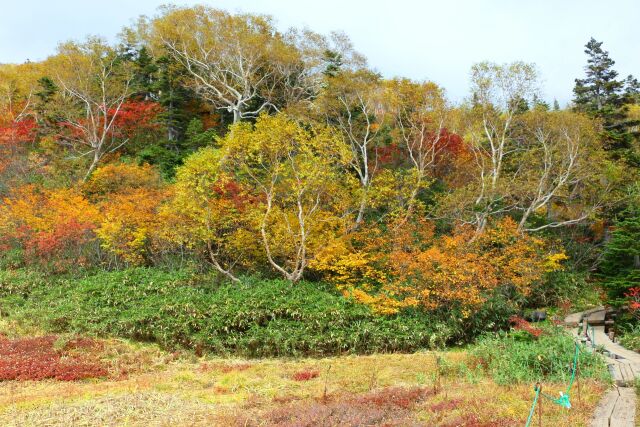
[355,193,367,226]
[207,243,240,283]
[83,150,101,182]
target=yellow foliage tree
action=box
[158,147,261,281]
[221,113,352,282]
[86,163,166,265]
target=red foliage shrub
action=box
[26,218,96,259]
[625,287,640,320]
[0,335,108,381]
[509,315,543,338]
[108,100,163,138]
[435,129,466,158]
[0,118,37,145]
[376,143,403,166]
[291,369,320,381]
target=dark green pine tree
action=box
[573,38,623,112]
[553,99,561,111]
[509,95,530,114]
[33,77,58,121]
[573,38,639,166]
[624,75,640,104]
[322,50,344,77]
[599,205,640,304]
[127,47,195,143]
[153,55,193,143]
[532,94,549,111]
[131,46,158,101]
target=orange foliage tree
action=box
[313,217,564,315]
[0,185,99,269]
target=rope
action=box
[566,342,580,391]
[524,384,541,427]
[539,342,579,409]
[524,341,581,425]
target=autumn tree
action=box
[0,63,42,189]
[439,62,612,234]
[221,114,352,282]
[383,78,452,221]
[0,185,99,270]
[511,109,609,231]
[315,69,385,226]
[46,37,135,179]
[313,217,560,316]
[462,61,539,233]
[159,147,259,282]
[84,163,166,266]
[142,6,328,123]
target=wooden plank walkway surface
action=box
[565,308,640,426]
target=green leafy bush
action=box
[618,323,640,352]
[528,270,601,312]
[1,268,460,357]
[0,269,46,298]
[0,248,24,270]
[471,323,609,385]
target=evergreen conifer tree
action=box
[599,204,640,304]
[573,38,639,165]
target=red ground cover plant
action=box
[509,315,543,338]
[353,386,431,410]
[429,398,463,412]
[0,335,108,381]
[291,369,320,381]
[236,386,434,426]
[440,414,514,427]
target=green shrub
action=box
[527,270,601,311]
[0,248,25,270]
[0,269,46,298]
[1,268,459,357]
[618,323,640,352]
[471,323,609,385]
[452,291,518,344]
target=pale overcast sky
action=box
[1,0,638,105]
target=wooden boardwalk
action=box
[591,387,636,427]
[565,308,638,426]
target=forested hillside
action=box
[2,4,640,425]
[0,5,639,352]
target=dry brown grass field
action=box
[0,318,607,427]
